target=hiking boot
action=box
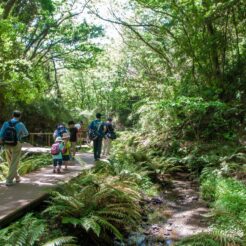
[53,169,56,173]
[57,168,61,174]
[5,182,14,186]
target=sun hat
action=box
[55,136,63,142]
[62,133,70,139]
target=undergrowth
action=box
[111,131,246,245]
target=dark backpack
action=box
[105,123,116,140]
[2,121,19,146]
[88,121,103,140]
[56,125,68,138]
[88,128,98,140]
[107,131,117,140]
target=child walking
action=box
[62,133,71,170]
[51,137,64,173]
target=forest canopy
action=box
[0,0,245,136]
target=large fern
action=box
[42,236,76,246]
[44,169,142,242]
[0,213,45,246]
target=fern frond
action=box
[42,236,76,246]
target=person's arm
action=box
[53,130,57,139]
[19,123,29,138]
[0,122,8,142]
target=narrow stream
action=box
[124,173,209,245]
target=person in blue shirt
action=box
[0,110,29,186]
[89,113,105,161]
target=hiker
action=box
[88,113,105,161]
[51,136,64,173]
[75,120,84,146]
[62,133,71,169]
[68,121,78,159]
[0,110,29,186]
[103,117,116,157]
[75,120,83,130]
[53,123,68,139]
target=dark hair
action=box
[68,121,75,125]
[96,113,102,119]
[108,117,112,122]
[13,110,21,118]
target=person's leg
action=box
[106,139,112,156]
[93,139,98,160]
[6,142,22,184]
[57,159,62,173]
[102,138,106,156]
[97,138,103,159]
[71,142,76,158]
[53,159,57,173]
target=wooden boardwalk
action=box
[0,151,94,228]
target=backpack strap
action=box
[8,121,19,127]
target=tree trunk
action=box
[2,0,17,19]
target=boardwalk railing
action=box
[28,130,87,147]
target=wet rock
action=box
[151,196,164,204]
[128,233,146,246]
[142,215,148,222]
[143,231,150,235]
[191,196,199,201]
[151,224,160,231]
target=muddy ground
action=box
[127,173,210,246]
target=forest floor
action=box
[128,173,210,245]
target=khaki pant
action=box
[5,142,22,183]
[71,142,76,157]
[103,138,111,156]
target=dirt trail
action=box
[135,174,210,245]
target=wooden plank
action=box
[0,152,94,228]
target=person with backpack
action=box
[0,110,29,186]
[51,136,64,173]
[68,121,78,159]
[53,123,68,139]
[102,117,116,157]
[88,113,105,161]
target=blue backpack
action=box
[88,121,103,140]
[56,125,68,138]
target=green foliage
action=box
[176,231,243,246]
[0,213,45,246]
[44,163,142,243]
[0,213,76,246]
[18,153,51,175]
[0,0,103,126]
[42,236,76,246]
[158,97,237,140]
[200,169,246,240]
